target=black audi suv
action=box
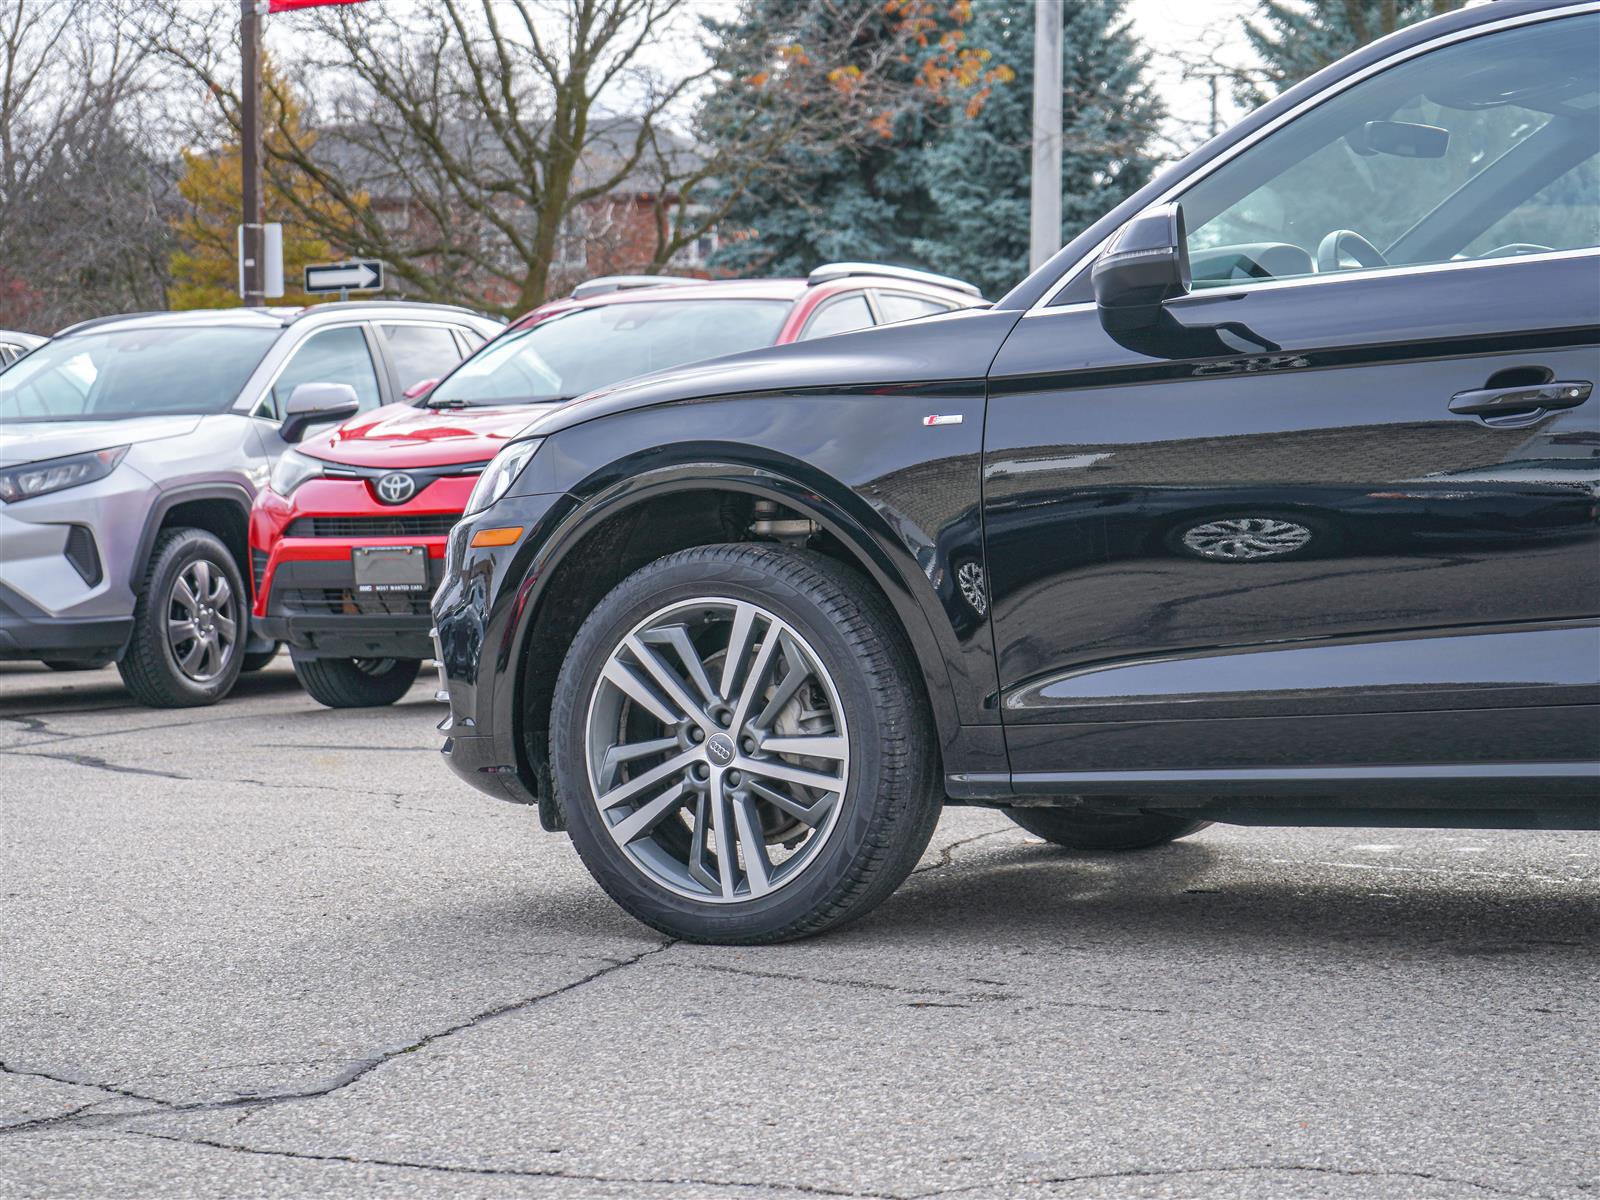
[434,0,1600,943]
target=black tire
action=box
[292,656,422,708]
[1006,807,1210,851]
[241,644,281,673]
[43,660,110,672]
[117,529,247,709]
[551,544,942,945]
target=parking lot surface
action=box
[1,659,1595,1199]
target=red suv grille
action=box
[287,515,460,538]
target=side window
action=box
[799,294,875,341]
[379,323,464,393]
[269,326,382,418]
[452,325,489,356]
[875,292,952,324]
[1180,13,1598,286]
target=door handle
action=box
[1449,380,1591,416]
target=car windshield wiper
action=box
[425,394,575,409]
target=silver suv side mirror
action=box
[281,382,360,443]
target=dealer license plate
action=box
[352,545,429,592]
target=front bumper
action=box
[0,583,131,662]
[433,491,571,805]
[257,554,443,659]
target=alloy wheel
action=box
[584,597,851,903]
[1180,517,1313,562]
[166,558,237,682]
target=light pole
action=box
[240,0,265,306]
[1028,0,1063,271]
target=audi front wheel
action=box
[550,544,941,944]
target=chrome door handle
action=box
[1449,380,1591,416]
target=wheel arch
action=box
[501,461,964,829]
[133,484,255,602]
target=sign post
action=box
[304,261,385,301]
[239,0,265,305]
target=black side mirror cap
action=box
[1092,203,1191,333]
[280,382,360,443]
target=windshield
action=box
[428,298,791,406]
[0,326,278,423]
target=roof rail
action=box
[570,275,706,301]
[288,299,497,324]
[54,311,171,337]
[807,262,983,298]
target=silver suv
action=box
[0,303,502,706]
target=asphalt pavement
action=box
[1,658,1595,1199]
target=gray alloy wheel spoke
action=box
[172,576,199,615]
[747,779,836,828]
[709,778,740,900]
[178,636,207,674]
[731,792,773,898]
[624,634,708,728]
[208,576,232,608]
[168,619,198,642]
[600,659,681,726]
[718,602,757,701]
[746,758,843,796]
[609,781,691,845]
[730,627,781,731]
[190,559,212,600]
[753,648,812,730]
[595,746,700,812]
[757,734,847,761]
[643,625,719,707]
[586,596,851,904]
[598,737,681,791]
[212,612,238,642]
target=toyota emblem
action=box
[375,472,416,504]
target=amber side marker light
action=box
[470,526,524,548]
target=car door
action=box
[983,8,1600,782]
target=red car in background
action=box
[250,264,985,706]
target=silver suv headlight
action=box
[464,438,542,517]
[0,445,128,503]
[269,448,326,497]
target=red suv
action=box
[250,264,984,706]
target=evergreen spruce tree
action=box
[914,0,1162,299]
[1240,1,1466,103]
[700,0,1003,276]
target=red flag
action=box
[267,0,367,12]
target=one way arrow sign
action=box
[304,260,384,294]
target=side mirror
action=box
[281,382,360,443]
[1092,203,1190,334]
[402,377,439,401]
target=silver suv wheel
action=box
[166,558,238,683]
[585,597,851,903]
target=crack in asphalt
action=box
[912,828,1019,875]
[117,1129,894,1197]
[0,943,675,1137]
[2,746,409,800]
[4,750,189,780]
[662,961,1171,1017]
[910,1162,1557,1199]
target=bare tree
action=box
[141,0,964,315]
[0,0,170,330]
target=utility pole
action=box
[240,0,265,306]
[1028,0,1063,271]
